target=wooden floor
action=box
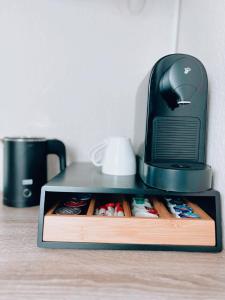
[0,201,225,300]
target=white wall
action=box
[0,0,178,181]
[177,0,225,226]
[2,0,223,203]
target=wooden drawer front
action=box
[43,198,216,246]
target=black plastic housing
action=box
[134,54,211,192]
[3,137,66,207]
[135,53,208,164]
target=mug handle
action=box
[89,141,107,167]
[47,139,67,172]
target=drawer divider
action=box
[87,199,95,216]
[187,201,212,220]
[151,197,174,219]
[123,198,132,218]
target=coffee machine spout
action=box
[159,57,203,110]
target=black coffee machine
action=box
[134,53,212,192]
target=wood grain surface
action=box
[43,200,215,246]
[0,201,225,300]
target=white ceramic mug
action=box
[89,137,136,176]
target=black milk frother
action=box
[2,137,66,207]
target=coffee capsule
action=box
[64,200,88,208]
[168,199,184,206]
[179,211,200,218]
[114,202,124,217]
[98,206,106,216]
[105,203,115,216]
[174,206,192,213]
[78,194,92,201]
[72,194,92,201]
[132,197,152,209]
[54,206,81,215]
[132,208,159,218]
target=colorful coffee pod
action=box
[132,208,159,218]
[167,199,184,206]
[174,207,192,214]
[116,209,124,217]
[95,208,99,215]
[94,201,125,217]
[75,194,92,201]
[114,202,124,217]
[54,206,81,215]
[169,206,188,217]
[179,211,200,218]
[64,199,89,207]
[132,197,152,209]
[132,196,158,218]
[132,206,158,218]
[132,197,147,204]
[105,203,115,216]
[164,197,200,219]
[174,204,193,210]
[98,206,106,216]
[95,205,107,216]
[148,208,158,215]
[172,204,192,211]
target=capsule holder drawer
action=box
[37,163,222,252]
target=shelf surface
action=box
[43,162,217,195]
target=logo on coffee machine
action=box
[184,67,192,74]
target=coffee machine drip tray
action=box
[138,157,212,192]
